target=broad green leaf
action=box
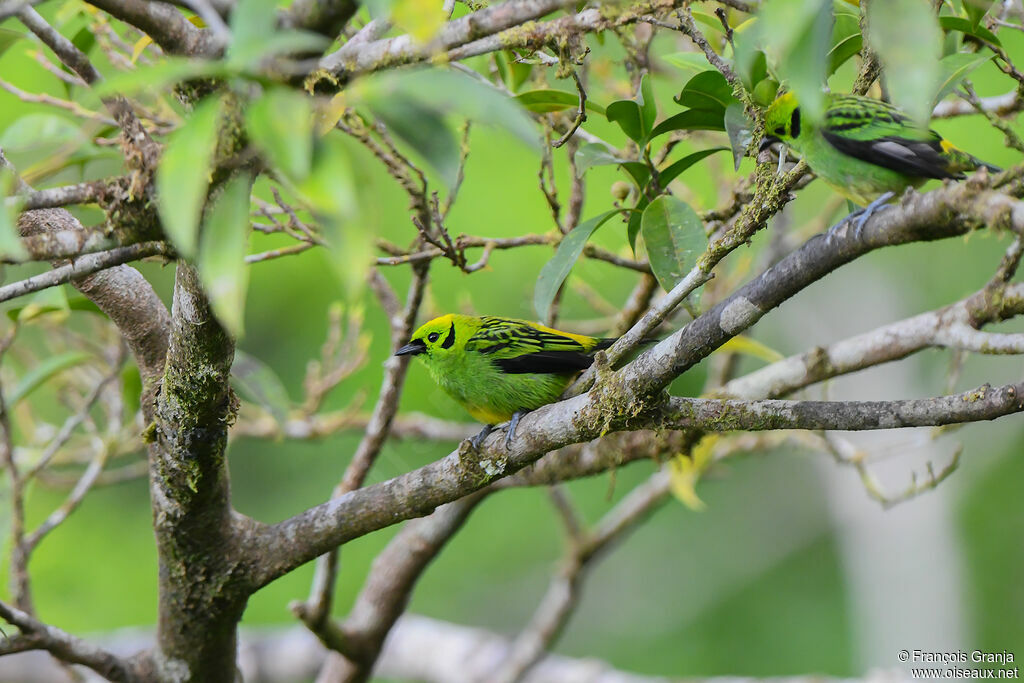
[658,147,728,188]
[299,138,365,298]
[0,28,25,60]
[574,142,628,176]
[827,8,863,76]
[157,96,222,258]
[534,210,623,320]
[621,162,651,188]
[228,0,276,64]
[724,104,751,171]
[939,16,1001,47]
[352,68,538,186]
[964,0,994,27]
[867,0,942,126]
[245,87,313,181]
[650,109,725,138]
[606,100,646,143]
[297,137,358,219]
[755,0,832,124]
[674,70,734,112]
[932,52,992,105]
[513,89,606,116]
[0,170,27,262]
[508,56,533,92]
[662,51,714,76]
[640,196,705,292]
[639,73,657,134]
[9,351,92,407]
[391,0,445,42]
[232,349,291,427]
[197,174,252,337]
[94,58,226,96]
[375,100,460,186]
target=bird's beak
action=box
[758,135,782,154]
[395,339,426,356]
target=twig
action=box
[0,242,170,304]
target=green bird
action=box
[758,91,999,227]
[395,314,616,449]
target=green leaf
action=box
[157,96,223,258]
[640,196,705,293]
[513,89,606,116]
[391,0,445,42]
[0,28,25,60]
[674,70,734,112]
[639,73,657,134]
[963,0,994,27]
[0,170,27,263]
[197,174,252,337]
[650,109,725,138]
[8,351,92,407]
[827,9,863,76]
[627,198,648,253]
[658,147,728,188]
[932,52,992,105]
[232,349,291,427]
[299,137,365,299]
[867,0,943,126]
[228,0,275,64]
[352,68,538,186]
[939,16,1001,46]
[662,51,715,77]
[621,162,651,188]
[94,58,226,96]
[534,210,623,320]
[245,87,313,181]
[755,0,832,124]
[606,100,647,143]
[574,142,628,176]
[724,104,751,171]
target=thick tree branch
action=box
[245,176,1024,589]
[82,0,216,55]
[16,208,171,384]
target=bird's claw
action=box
[469,424,494,452]
[504,410,527,451]
[827,192,895,239]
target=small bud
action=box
[611,181,631,201]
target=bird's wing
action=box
[821,96,961,180]
[466,318,597,375]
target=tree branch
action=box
[245,175,1024,589]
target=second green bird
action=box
[396,314,615,449]
[758,92,999,225]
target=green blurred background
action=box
[1,3,1023,679]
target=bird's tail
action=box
[972,156,1002,174]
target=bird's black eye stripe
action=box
[427,332,440,343]
[440,322,456,349]
[773,126,784,135]
[790,107,801,138]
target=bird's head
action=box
[395,314,459,360]
[758,91,802,154]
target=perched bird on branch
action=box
[758,91,1000,229]
[396,314,616,450]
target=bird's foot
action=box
[504,410,528,451]
[468,424,494,452]
[827,192,894,239]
